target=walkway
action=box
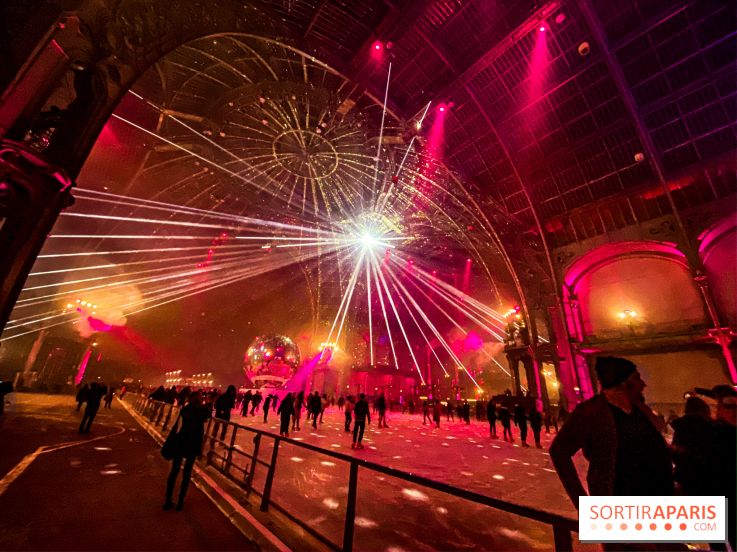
[0,393,257,551]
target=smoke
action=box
[60,262,143,338]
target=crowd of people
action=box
[127,363,735,545]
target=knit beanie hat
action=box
[595,356,636,389]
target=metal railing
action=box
[129,395,578,551]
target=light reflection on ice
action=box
[322,498,339,509]
[355,517,378,528]
[437,507,448,514]
[320,461,336,467]
[402,488,430,501]
[492,474,504,480]
[290,457,304,462]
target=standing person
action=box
[376,392,388,428]
[263,394,273,423]
[309,391,321,430]
[696,385,736,551]
[514,403,529,447]
[528,404,543,448]
[103,385,114,409]
[344,395,354,432]
[446,399,454,421]
[337,396,345,412]
[213,385,236,440]
[352,393,371,449]
[163,391,212,512]
[249,391,262,416]
[277,393,294,437]
[549,356,673,550]
[498,404,513,441]
[462,401,471,424]
[422,400,431,425]
[486,400,497,438]
[79,383,105,434]
[408,399,415,415]
[75,383,89,411]
[292,391,304,431]
[240,390,252,416]
[671,396,712,495]
[119,385,127,400]
[432,400,441,428]
[319,394,328,424]
[177,386,191,407]
[557,403,569,426]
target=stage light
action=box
[359,233,378,249]
[466,258,472,262]
[539,25,546,32]
[438,105,445,112]
[373,41,383,51]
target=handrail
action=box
[129,395,577,551]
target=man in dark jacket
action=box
[213,385,236,440]
[352,393,371,449]
[513,403,528,447]
[486,400,497,438]
[549,356,672,509]
[79,382,105,433]
[498,404,513,441]
[528,405,543,448]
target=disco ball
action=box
[243,335,301,389]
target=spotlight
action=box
[555,12,566,24]
[438,105,446,112]
[466,258,472,262]
[634,152,645,162]
[373,41,383,51]
[539,25,546,32]
[360,233,378,249]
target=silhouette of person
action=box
[79,382,105,434]
[278,393,294,437]
[164,391,211,512]
[75,383,89,411]
[352,393,371,449]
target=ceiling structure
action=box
[1,0,735,380]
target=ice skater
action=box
[79,382,105,434]
[278,393,294,437]
[514,403,529,447]
[486,400,497,438]
[344,395,354,432]
[498,404,513,441]
[75,383,89,412]
[351,393,370,449]
[263,394,273,422]
[164,391,212,512]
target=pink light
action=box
[438,106,445,112]
[466,258,472,262]
[373,41,383,51]
[539,25,546,32]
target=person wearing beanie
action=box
[549,356,673,532]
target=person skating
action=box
[319,393,328,423]
[309,391,321,429]
[528,404,543,448]
[422,400,431,425]
[344,395,354,432]
[446,399,454,421]
[249,391,262,416]
[432,400,441,428]
[213,385,236,440]
[513,403,529,447]
[292,391,304,431]
[498,404,513,441]
[75,383,89,412]
[79,382,105,434]
[163,391,212,512]
[277,393,295,437]
[352,393,371,449]
[240,390,252,416]
[263,394,273,423]
[376,392,388,428]
[486,400,497,438]
[462,401,471,424]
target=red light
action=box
[466,258,472,262]
[439,106,445,112]
[539,25,546,32]
[373,41,383,51]
[409,260,414,264]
